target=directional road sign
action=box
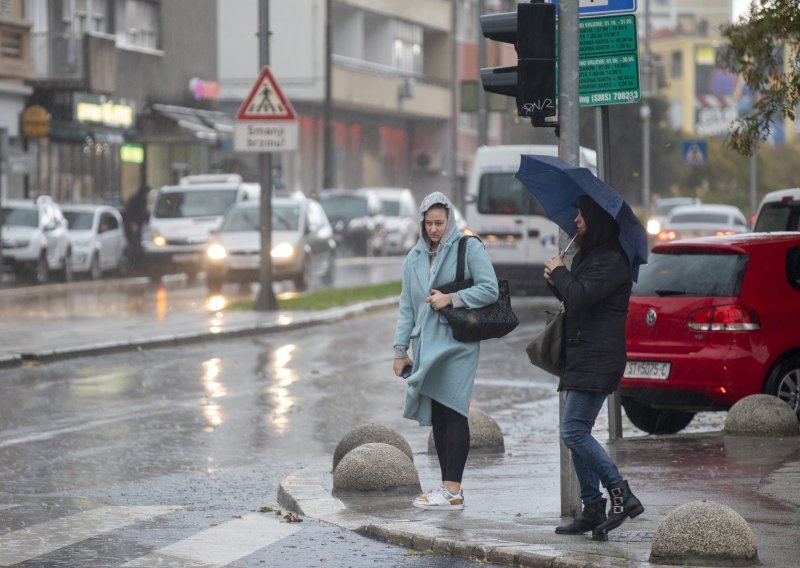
[553,0,638,18]
[234,66,298,153]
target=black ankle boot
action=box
[555,498,607,534]
[591,480,644,541]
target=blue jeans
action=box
[560,390,623,506]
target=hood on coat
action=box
[576,194,619,253]
[418,192,458,254]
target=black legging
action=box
[431,400,471,483]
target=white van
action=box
[463,144,597,295]
[141,174,260,281]
[753,188,800,232]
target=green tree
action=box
[718,0,800,155]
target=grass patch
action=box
[227,281,402,311]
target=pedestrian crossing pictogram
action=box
[236,66,296,121]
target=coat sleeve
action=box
[393,255,415,348]
[458,238,499,309]
[551,250,628,312]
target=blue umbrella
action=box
[515,154,648,281]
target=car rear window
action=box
[632,252,748,297]
[154,189,238,218]
[478,173,547,216]
[63,211,94,230]
[319,196,368,220]
[669,212,728,224]
[754,201,800,232]
[381,200,401,216]
[1,207,38,228]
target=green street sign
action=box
[579,15,637,57]
[556,15,641,107]
[579,54,640,105]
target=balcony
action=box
[0,16,34,80]
[30,31,117,93]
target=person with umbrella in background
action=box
[516,155,648,541]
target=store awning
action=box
[148,103,233,141]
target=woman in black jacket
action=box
[543,195,643,541]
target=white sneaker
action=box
[412,485,464,510]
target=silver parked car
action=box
[656,203,749,242]
[205,194,337,293]
[61,204,129,279]
[359,187,418,255]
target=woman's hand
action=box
[426,289,452,311]
[394,357,413,377]
[543,256,564,285]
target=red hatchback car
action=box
[620,232,800,434]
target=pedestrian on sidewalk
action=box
[392,192,498,511]
[543,195,644,541]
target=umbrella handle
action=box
[560,234,578,259]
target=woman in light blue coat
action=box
[393,192,498,510]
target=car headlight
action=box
[646,219,661,235]
[271,242,295,259]
[207,243,228,260]
[10,239,30,248]
[348,218,365,229]
[152,233,167,247]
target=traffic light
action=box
[480,1,556,127]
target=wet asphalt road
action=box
[0,259,729,567]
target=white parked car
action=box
[205,194,337,292]
[1,196,72,284]
[61,204,129,279]
[656,203,750,242]
[753,188,800,232]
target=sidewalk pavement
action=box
[1,288,798,567]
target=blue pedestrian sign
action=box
[553,0,638,17]
[682,140,708,167]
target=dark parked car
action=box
[621,233,800,434]
[318,190,387,256]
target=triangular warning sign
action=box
[236,66,297,121]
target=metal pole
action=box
[255,0,278,311]
[0,128,7,286]
[477,0,487,148]
[323,0,334,189]
[641,0,652,217]
[451,0,462,209]
[557,0,582,518]
[749,150,757,220]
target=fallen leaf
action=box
[283,512,302,523]
[259,506,273,513]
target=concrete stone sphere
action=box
[427,408,504,453]
[650,501,758,566]
[332,442,421,495]
[724,394,800,437]
[332,423,414,471]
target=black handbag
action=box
[526,303,565,376]
[437,236,519,342]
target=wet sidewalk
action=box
[279,431,800,567]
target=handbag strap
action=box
[454,235,482,282]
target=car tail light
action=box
[714,230,737,236]
[688,304,761,331]
[657,230,677,241]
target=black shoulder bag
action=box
[436,236,519,342]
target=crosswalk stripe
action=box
[0,505,174,567]
[121,513,302,567]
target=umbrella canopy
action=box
[515,154,648,280]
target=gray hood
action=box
[418,191,458,255]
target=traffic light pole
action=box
[556,0,583,518]
[255,0,278,311]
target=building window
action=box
[69,0,109,34]
[115,0,158,50]
[392,20,422,74]
[0,0,11,17]
[671,50,682,79]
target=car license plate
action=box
[172,253,199,263]
[229,255,259,270]
[624,360,671,380]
